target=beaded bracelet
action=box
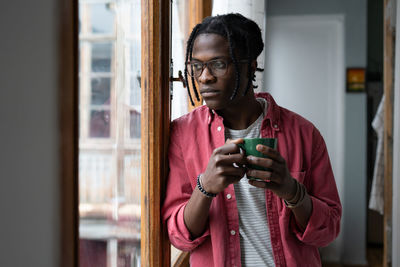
[284,182,307,209]
[197,174,217,198]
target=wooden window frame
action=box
[140,0,171,266]
[60,0,171,266]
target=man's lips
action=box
[200,88,220,97]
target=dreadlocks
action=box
[185,13,264,105]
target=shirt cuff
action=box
[168,203,210,251]
[290,196,339,247]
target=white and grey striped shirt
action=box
[225,98,275,267]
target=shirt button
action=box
[230,230,236,236]
[217,126,222,131]
[226,194,232,200]
[273,124,278,128]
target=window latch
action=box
[170,70,187,88]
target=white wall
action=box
[0,1,60,267]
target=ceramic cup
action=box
[237,138,277,181]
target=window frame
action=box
[60,0,171,266]
[140,0,171,266]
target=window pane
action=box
[92,42,112,72]
[89,110,110,138]
[170,0,190,263]
[79,1,141,266]
[91,3,115,34]
[130,75,140,106]
[171,0,189,121]
[91,77,111,105]
[118,241,141,267]
[129,110,141,138]
[80,240,107,267]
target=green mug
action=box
[237,138,278,181]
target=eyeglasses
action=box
[185,59,248,78]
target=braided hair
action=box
[185,13,264,105]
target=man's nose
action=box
[197,66,216,84]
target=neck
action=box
[218,93,263,130]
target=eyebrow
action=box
[190,56,229,62]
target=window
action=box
[78,1,142,266]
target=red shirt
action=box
[162,93,342,267]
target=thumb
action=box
[226,138,244,145]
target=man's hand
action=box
[201,138,247,194]
[245,144,297,201]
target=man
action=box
[162,13,341,267]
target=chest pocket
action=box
[290,171,306,183]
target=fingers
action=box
[217,165,246,176]
[226,138,244,145]
[216,153,247,166]
[256,145,285,164]
[214,143,241,155]
[248,179,278,190]
[226,175,244,184]
[246,156,279,172]
[246,169,275,182]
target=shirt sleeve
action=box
[161,121,210,251]
[290,129,342,247]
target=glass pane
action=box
[170,0,190,263]
[129,38,141,107]
[92,42,112,72]
[171,0,189,121]
[91,3,115,34]
[89,110,110,138]
[79,1,142,266]
[80,240,107,267]
[118,241,141,267]
[91,77,111,105]
[129,110,141,138]
[130,75,140,106]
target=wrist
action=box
[197,174,217,198]
[284,181,307,209]
[285,178,299,202]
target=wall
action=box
[266,0,367,264]
[267,0,366,67]
[0,1,60,267]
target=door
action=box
[265,15,346,262]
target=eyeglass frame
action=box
[185,58,249,78]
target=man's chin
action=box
[204,100,223,111]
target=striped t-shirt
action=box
[224,98,275,267]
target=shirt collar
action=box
[207,92,281,129]
[255,92,281,130]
